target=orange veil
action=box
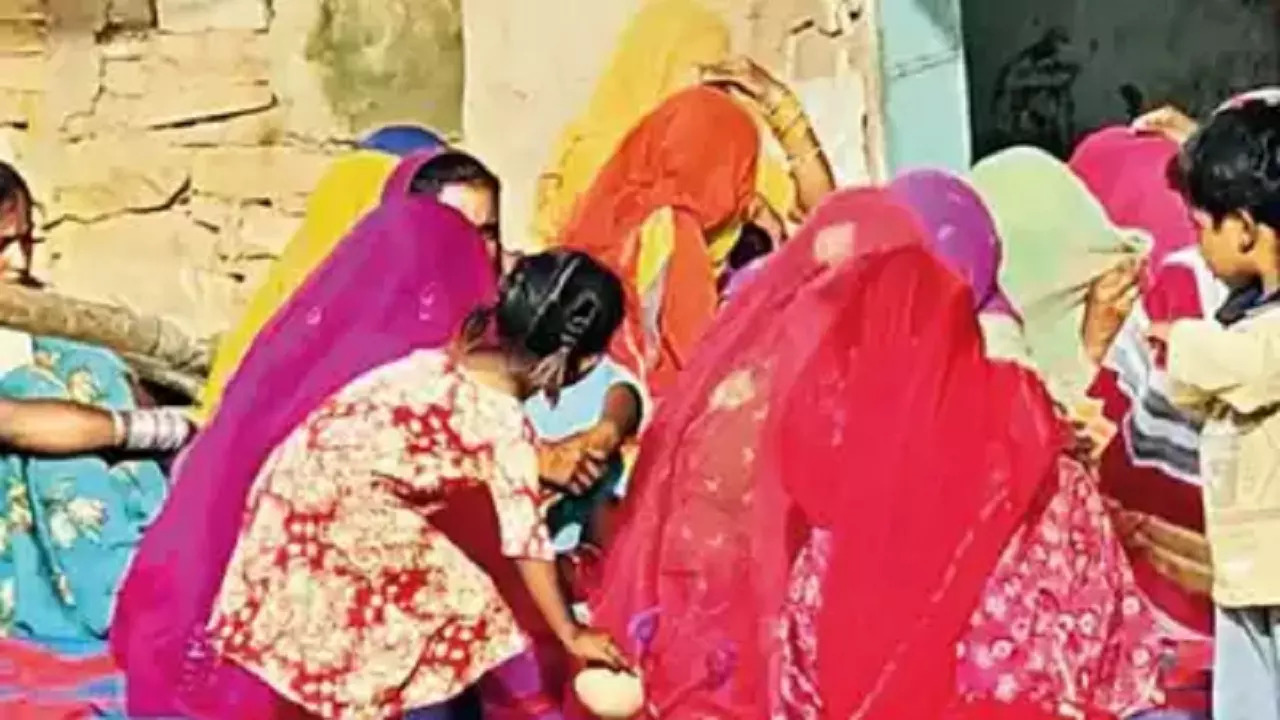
[554,85,758,395]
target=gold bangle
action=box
[786,142,824,166]
[765,91,803,126]
[776,109,808,142]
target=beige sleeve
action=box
[1167,317,1280,414]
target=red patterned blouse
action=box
[208,350,552,719]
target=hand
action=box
[538,421,621,496]
[1082,257,1143,363]
[699,56,783,103]
[1065,417,1098,463]
[1132,105,1199,145]
[1141,321,1173,369]
[565,626,631,671]
[1147,321,1171,343]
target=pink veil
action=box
[591,189,1062,719]
[382,146,448,202]
[1069,126,1196,289]
[111,196,497,718]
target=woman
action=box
[590,188,1066,719]
[198,127,446,421]
[113,196,508,718]
[203,249,629,719]
[968,146,1148,407]
[532,0,807,246]
[0,162,182,717]
[0,398,191,719]
[1072,126,1220,715]
[897,170,1161,717]
[554,79,831,395]
[770,173,1164,720]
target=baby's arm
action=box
[1167,318,1280,414]
[598,381,643,446]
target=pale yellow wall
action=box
[0,0,463,337]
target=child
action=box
[1151,97,1280,720]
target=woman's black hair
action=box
[407,151,501,199]
[493,249,624,365]
[728,222,774,271]
[716,222,774,296]
[1174,98,1280,229]
[0,161,31,208]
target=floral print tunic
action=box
[208,350,553,719]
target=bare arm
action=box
[516,558,579,643]
[700,57,837,218]
[600,382,642,441]
[0,398,117,454]
[777,121,837,217]
[1132,106,1199,145]
[516,558,629,670]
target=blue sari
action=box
[0,337,167,645]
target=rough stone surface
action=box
[0,0,871,338]
[0,54,45,92]
[46,213,237,339]
[46,139,190,222]
[191,146,333,204]
[157,0,270,33]
[106,0,157,28]
[0,0,461,336]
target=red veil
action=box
[591,189,1064,718]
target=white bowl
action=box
[573,666,645,718]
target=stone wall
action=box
[0,0,464,338]
[1,0,880,339]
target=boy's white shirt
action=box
[1168,300,1280,607]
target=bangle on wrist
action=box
[786,140,824,166]
[766,94,804,132]
[119,408,195,452]
[109,410,126,447]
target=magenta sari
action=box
[110,197,497,718]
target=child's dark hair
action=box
[459,249,624,384]
[0,161,31,208]
[1175,99,1280,228]
[407,151,501,199]
[494,250,623,361]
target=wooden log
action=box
[0,282,212,399]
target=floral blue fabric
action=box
[0,336,168,644]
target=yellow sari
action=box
[532,0,794,251]
[197,150,398,422]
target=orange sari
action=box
[553,85,758,396]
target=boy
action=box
[1150,98,1280,719]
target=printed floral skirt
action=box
[775,457,1166,719]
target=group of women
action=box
[0,0,1233,718]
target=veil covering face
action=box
[112,197,497,719]
[591,188,1063,719]
[554,85,760,395]
[970,146,1148,406]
